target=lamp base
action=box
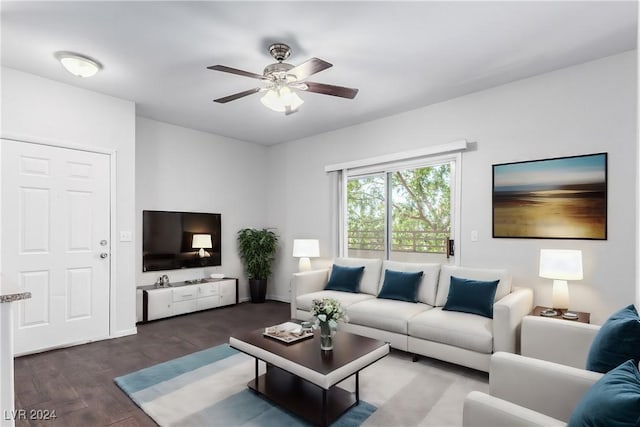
[551,280,569,311]
[298,257,311,272]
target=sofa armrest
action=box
[490,352,602,422]
[493,287,534,353]
[290,269,329,318]
[463,391,566,427]
[521,315,600,369]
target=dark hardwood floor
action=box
[13,301,291,427]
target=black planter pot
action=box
[249,278,267,303]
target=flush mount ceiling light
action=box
[54,51,102,78]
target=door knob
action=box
[100,253,108,259]
[100,240,108,246]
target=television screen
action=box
[143,210,221,272]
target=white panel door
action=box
[1,139,110,354]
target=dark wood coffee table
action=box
[229,328,389,426]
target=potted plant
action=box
[237,228,279,303]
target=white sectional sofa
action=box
[290,257,533,372]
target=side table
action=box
[531,305,590,324]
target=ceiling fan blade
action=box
[207,65,268,80]
[289,58,332,80]
[213,88,261,103]
[301,82,359,99]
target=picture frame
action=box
[492,153,607,240]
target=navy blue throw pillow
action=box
[568,359,640,427]
[586,304,640,373]
[442,276,499,318]
[377,269,424,302]
[324,264,365,293]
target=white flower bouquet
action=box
[310,297,347,330]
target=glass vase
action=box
[319,321,333,351]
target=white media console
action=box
[137,278,238,322]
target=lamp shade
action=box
[192,234,212,249]
[292,239,320,258]
[539,249,583,280]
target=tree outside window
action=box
[347,163,451,262]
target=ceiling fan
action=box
[207,43,359,115]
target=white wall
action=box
[135,118,270,301]
[4,50,633,328]
[1,67,137,336]
[267,51,637,324]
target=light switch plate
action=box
[120,231,133,242]
[471,230,478,242]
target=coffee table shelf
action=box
[249,365,357,425]
[230,328,389,427]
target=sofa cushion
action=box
[325,264,365,293]
[435,265,511,307]
[442,276,499,318]
[377,269,423,302]
[295,290,375,312]
[334,257,382,296]
[379,260,440,305]
[586,304,640,373]
[347,299,432,334]
[408,307,493,353]
[568,359,640,427]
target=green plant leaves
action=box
[237,228,279,280]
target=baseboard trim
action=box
[110,327,137,338]
[14,329,135,357]
[238,296,289,303]
[266,294,290,303]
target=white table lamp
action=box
[539,249,583,316]
[292,239,320,272]
[192,234,212,258]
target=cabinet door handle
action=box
[182,294,193,297]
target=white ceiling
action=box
[1,1,636,145]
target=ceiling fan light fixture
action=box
[279,87,304,110]
[55,51,101,78]
[209,42,357,109]
[260,87,304,113]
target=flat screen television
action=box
[143,210,221,272]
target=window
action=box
[347,174,385,258]
[344,157,458,263]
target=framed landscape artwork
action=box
[492,153,607,240]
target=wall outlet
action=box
[120,231,133,242]
[471,230,478,242]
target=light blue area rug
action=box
[115,344,376,427]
